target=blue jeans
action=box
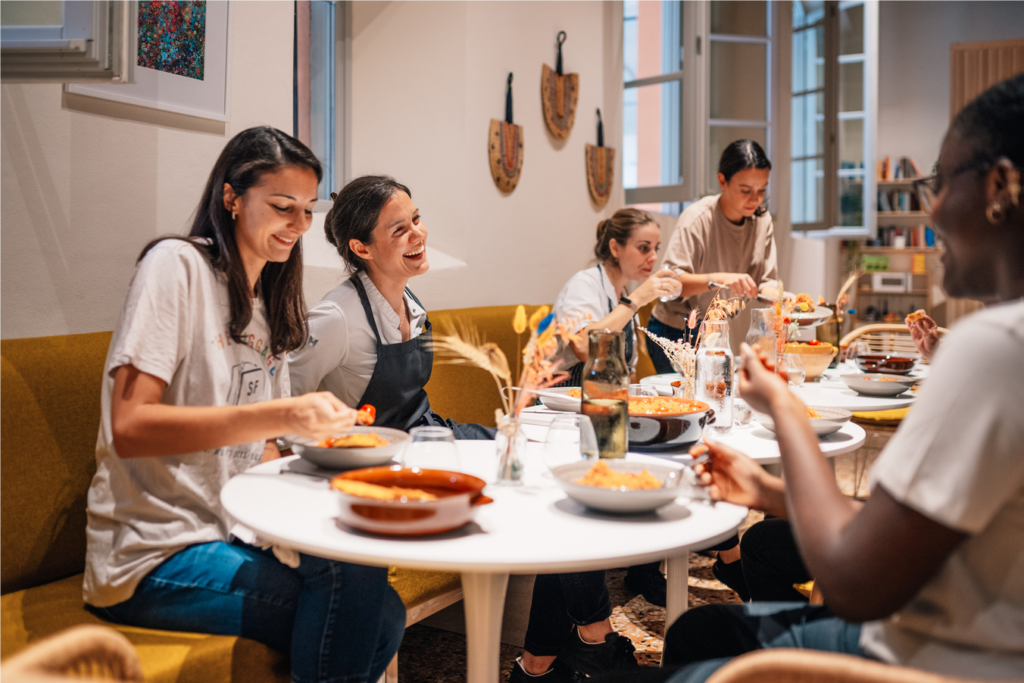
[91,540,405,683]
[646,316,696,375]
[662,603,863,682]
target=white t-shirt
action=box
[287,272,427,407]
[84,240,289,607]
[551,266,639,375]
[859,300,1024,680]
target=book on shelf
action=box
[877,155,922,181]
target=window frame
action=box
[0,0,136,84]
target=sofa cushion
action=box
[1,333,112,595]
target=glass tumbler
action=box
[402,426,461,471]
[543,415,599,472]
[785,354,806,386]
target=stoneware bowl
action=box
[841,374,916,397]
[288,426,409,470]
[626,397,710,453]
[784,342,838,380]
[331,466,492,536]
[755,406,852,437]
[552,460,688,514]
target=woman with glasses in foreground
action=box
[600,73,1024,683]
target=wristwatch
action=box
[619,296,639,314]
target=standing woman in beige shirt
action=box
[647,140,779,373]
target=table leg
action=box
[461,571,510,683]
[665,551,689,631]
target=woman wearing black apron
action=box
[506,210,678,683]
[288,175,492,440]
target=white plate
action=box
[552,460,686,513]
[537,387,582,413]
[840,374,916,397]
[791,305,833,327]
[639,374,680,397]
[755,406,852,437]
[286,426,410,470]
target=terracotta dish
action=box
[854,354,919,375]
[332,466,492,536]
[784,342,837,379]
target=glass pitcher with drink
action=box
[581,329,629,459]
[696,320,734,435]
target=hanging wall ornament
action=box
[541,31,579,140]
[585,109,615,208]
[489,73,524,193]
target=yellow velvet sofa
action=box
[0,303,656,682]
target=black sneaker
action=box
[711,559,750,603]
[508,657,575,683]
[557,626,640,676]
[624,562,667,607]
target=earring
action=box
[986,202,1005,225]
[1008,170,1021,208]
[231,211,238,221]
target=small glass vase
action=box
[495,414,526,485]
[745,307,777,369]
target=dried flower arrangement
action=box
[639,292,745,397]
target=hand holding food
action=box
[737,343,790,414]
[905,309,940,360]
[356,404,376,426]
[287,392,358,442]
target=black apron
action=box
[351,277,494,440]
[562,264,635,387]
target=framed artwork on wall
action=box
[66,1,229,121]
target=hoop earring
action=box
[986,202,1005,225]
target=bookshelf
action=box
[872,155,934,248]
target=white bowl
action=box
[537,387,582,413]
[552,460,687,514]
[755,406,852,437]
[287,426,410,470]
[840,374,916,397]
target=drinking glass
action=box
[543,415,599,472]
[628,384,659,397]
[401,426,461,471]
[656,269,684,303]
[785,353,806,387]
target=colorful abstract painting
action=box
[137,1,206,81]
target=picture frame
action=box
[66,1,230,122]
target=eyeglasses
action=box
[913,156,993,215]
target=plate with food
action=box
[332,466,492,536]
[755,405,852,437]
[538,387,583,412]
[552,459,689,513]
[840,373,917,397]
[287,426,410,470]
[627,396,710,452]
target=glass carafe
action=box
[696,321,734,435]
[581,330,628,459]
[745,308,777,369]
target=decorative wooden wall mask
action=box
[541,31,579,140]
[585,109,614,208]
[489,73,524,193]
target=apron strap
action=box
[350,275,384,346]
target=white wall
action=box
[1,1,294,339]
[302,1,623,309]
[877,1,1024,173]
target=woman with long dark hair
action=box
[84,127,405,683]
[597,74,1024,683]
[288,175,492,439]
[647,139,779,370]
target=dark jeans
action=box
[590,603,863,683]
[646,317,696,375]
[417,408,496,440]
[91,540,405,683]
[523,571,613,657]
[740,518,811,602]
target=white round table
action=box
[221,442,748,683]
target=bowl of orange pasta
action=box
[551,459,690,513]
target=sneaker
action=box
[624,562,667,607]
[508,657,575,683]
[557,626,640,676]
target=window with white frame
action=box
[1,0,136,84]
[790,0,876,233]
[623,1,772,213]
